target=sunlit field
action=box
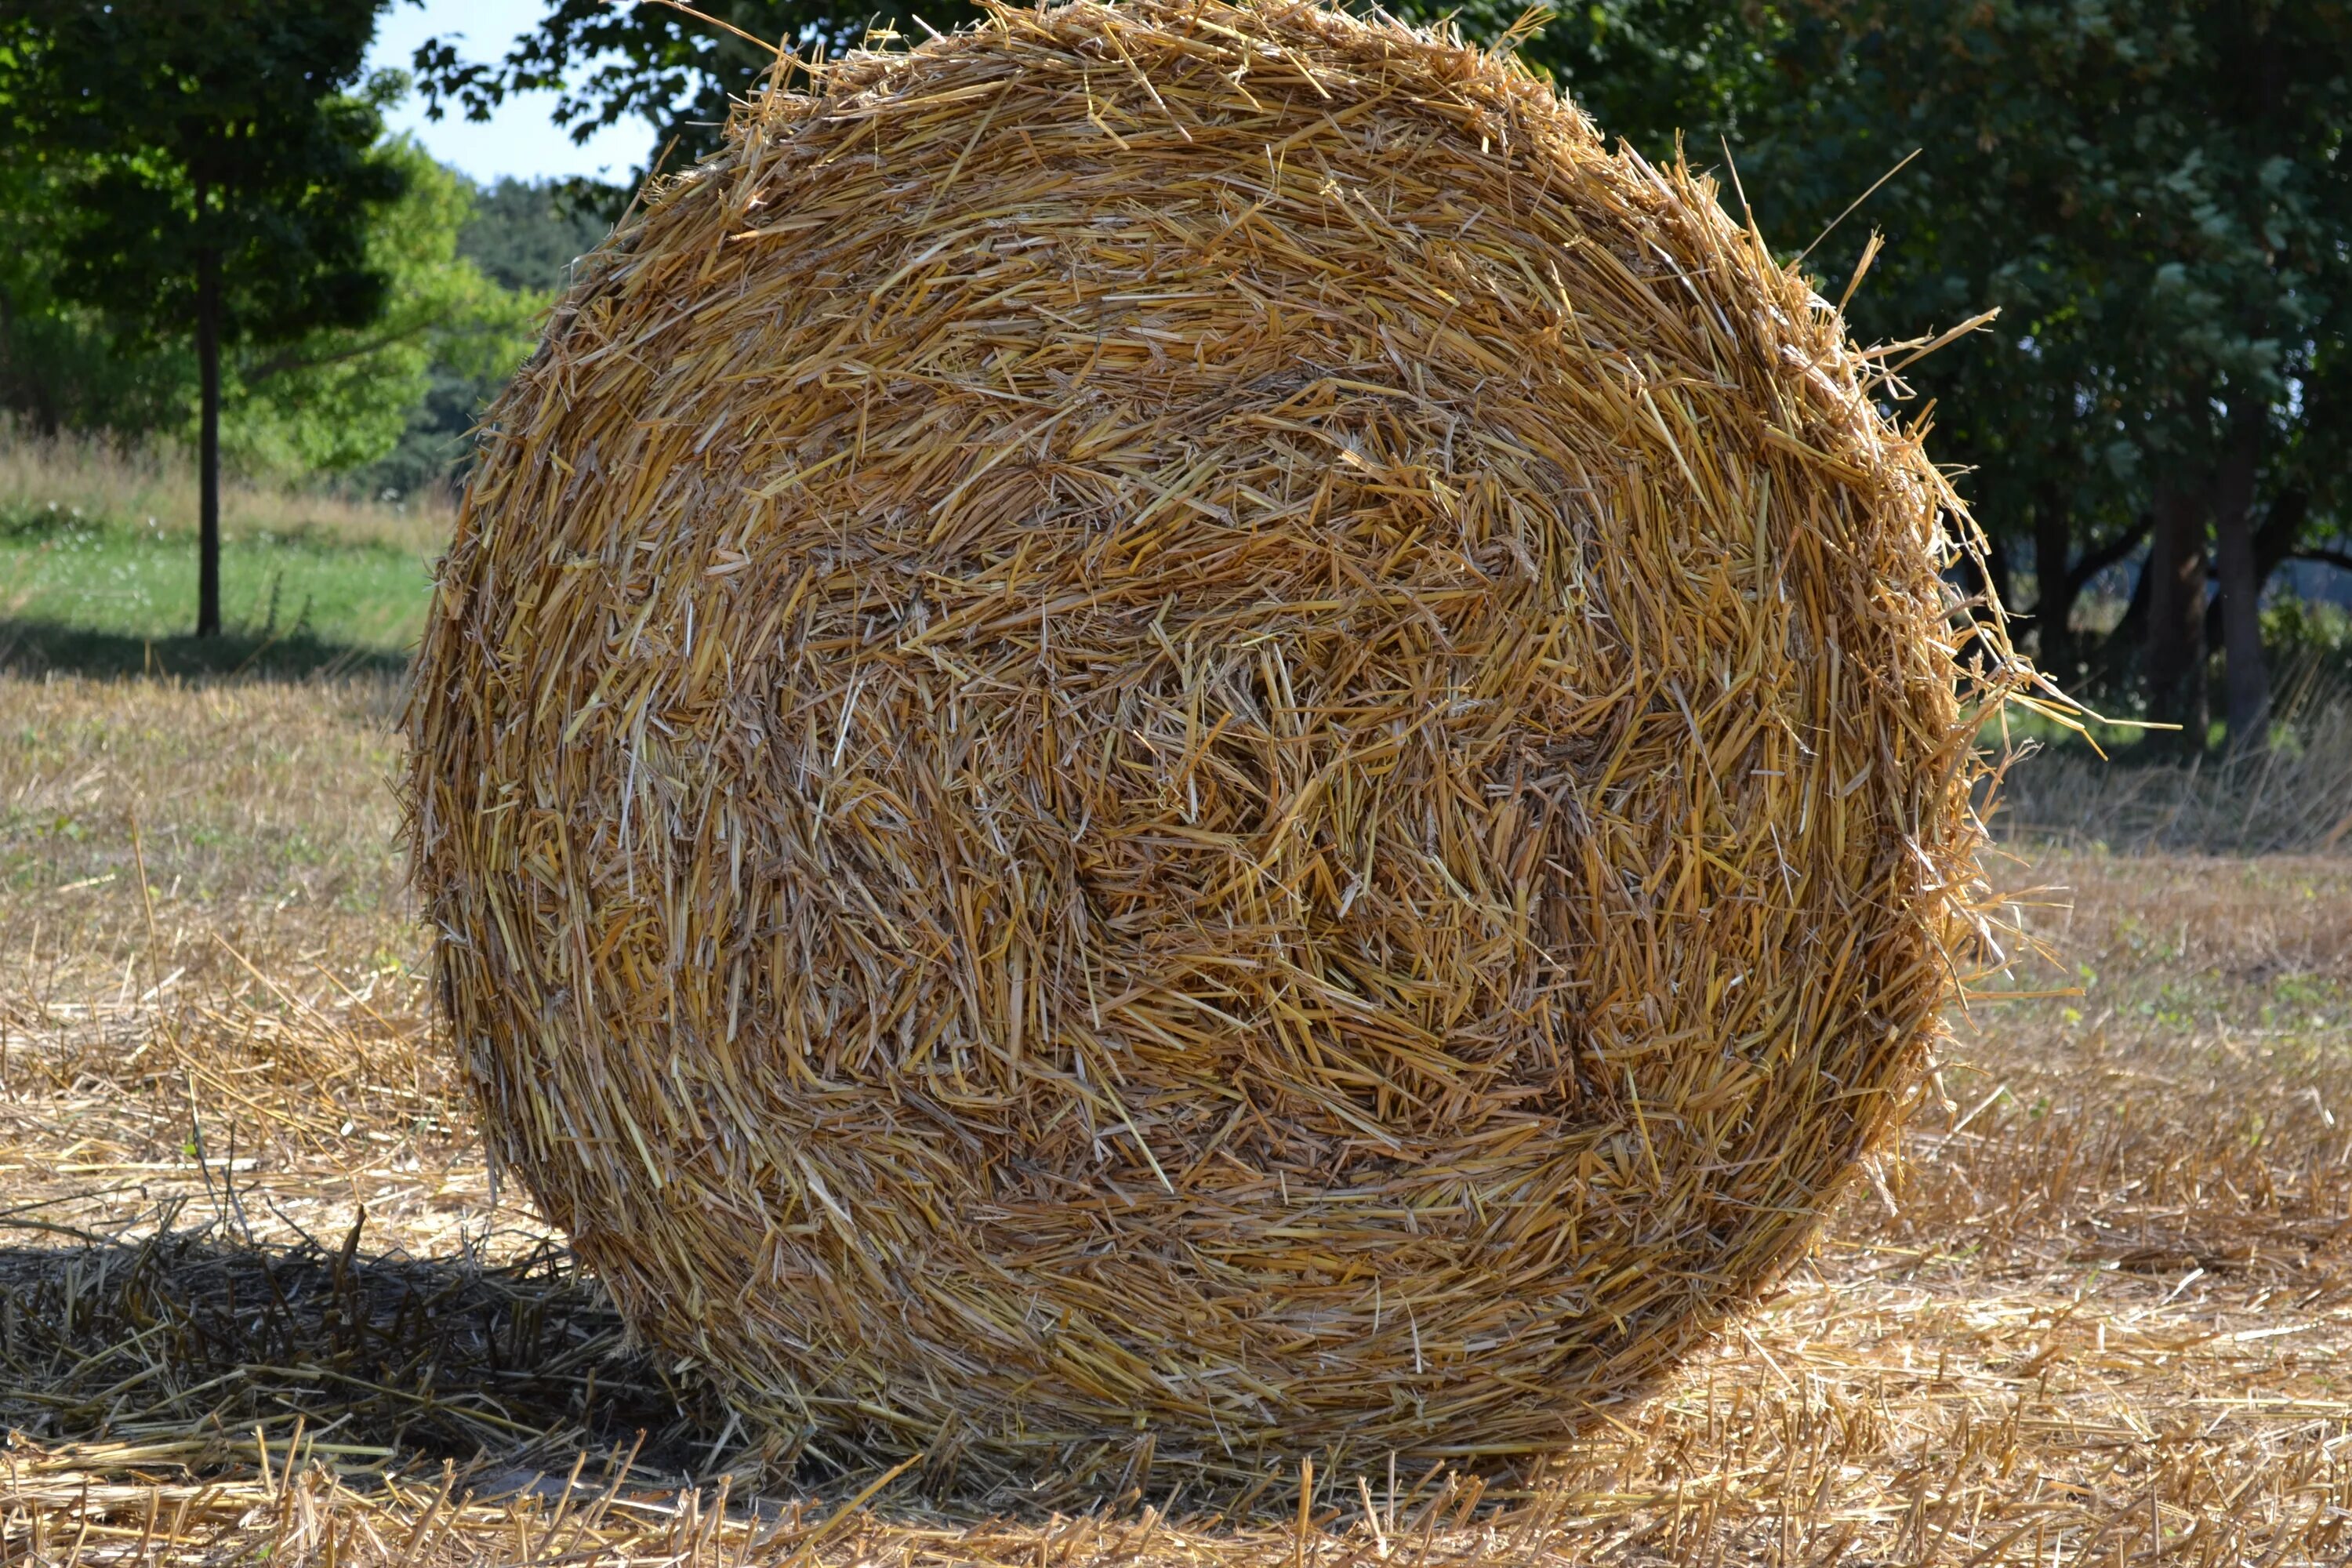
[0,670,2344,1565]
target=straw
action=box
[405,0,2030,1487]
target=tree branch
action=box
[240,315,510,386]
[239,325,430,386]
[2291,546,2352,575]
[2063,512,2155,595]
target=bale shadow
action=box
[0,616,410,682]
[0,1214,1389,1521]
[0,1214,1531,1526]
[0,1214,719,1483]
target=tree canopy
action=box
[13,3,403,360]
[415,0,985,183]
[1708,1,2352,750]
[229,141,541,481]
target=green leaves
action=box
[0,5,557,488]
[225,143,542,477]
[7,2,406,354]
[414,0,989,191]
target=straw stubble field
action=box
[0,670,2347,1564]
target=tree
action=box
[0,159,191,440]
[0,135,542,497]
[459,177,612,295]
[0,22,187,438]
[1487,1,2352,751]
[337,168,577,499]
[0,1,406,637]
[413,0,987,194]
[1609,2,2352,753]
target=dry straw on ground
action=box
[407,0,2031,1486]
[7,676,2349,1560]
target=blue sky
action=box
[367,0,652,185]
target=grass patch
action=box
[0,672,409,929]
[0,426,446,676]
[1988,690,2352,853]
[0,503,433,677]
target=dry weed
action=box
[1993,674,2352,855]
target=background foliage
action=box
[0,124,581,499]
[2,0,2347,724]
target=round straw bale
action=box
[408,0,2018,1483]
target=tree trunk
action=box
[2252,487,2309,593]
[2142,478,2208,753]
[2211,410,2267,753]
[1985,532,2016,621]
[2031,478,2076,686]
[195,241,222,640]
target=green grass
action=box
[0,502,436,677]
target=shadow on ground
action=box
[0,1214,715,1479]
[0,617,411,681]
[0,1214,1327,1518]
